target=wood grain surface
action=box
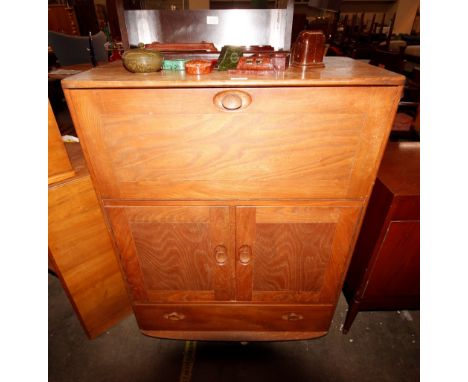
[62,57,405,89]
[106,206,235,303]
[48,100,74,184]
[134,303,334,333]
[235,206,361,304]
[49,175,131,338]
[63,59,402,340]
[66,86,400,200]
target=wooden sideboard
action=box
[48,4,80,36]
[62,57,404,341]
[342,141,420,334]
[48,101,131,338]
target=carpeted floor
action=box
[49,274,419,382]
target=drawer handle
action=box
[239,245,252,265]
[282,312,304,321]
[163,312,186,321]
[213,90,252,111]
[214,245,228,265]
[222,94,242,110]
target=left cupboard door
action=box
[106,205,235,303]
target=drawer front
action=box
[69,86,400,200]
[134,303,334,332]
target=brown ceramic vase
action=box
[291,31,326,69]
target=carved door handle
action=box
[239,245,252,265]
[163,312,186,321]
[214,245,228,265]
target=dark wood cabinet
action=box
[342,141,420,333]
[48,4,80,35]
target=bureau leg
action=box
[342,300,360,334]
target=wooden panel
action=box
[343,180,393,298]
[48,100,75,184]
[134,303,334,333]
[319,206,363,303]
[363,221,420,299]
[131,222,213,291]
[342,142,419,333]
[48,175,131,339]
[237,206,361,304]
[66,86,398,200]
[253,223,336,292]
[106,205,235,303]
[378,141,420,196]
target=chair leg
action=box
[342,300,360,334]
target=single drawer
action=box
[69,86,400,200]
[133,303,334,332]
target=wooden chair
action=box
[369,47,406,74]
[48,30,107,66]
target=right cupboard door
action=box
[236,205,361,304]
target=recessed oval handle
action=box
[213,90,252,111]
[163,312,186,321]
[239,245,252,265]
[222,94,242,110]
[282,312,304,321]
[214,245,228,265]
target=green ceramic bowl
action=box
[122,43,163,73]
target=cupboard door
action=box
[106,206,235,303]
[236,206,361,304]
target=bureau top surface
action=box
[62,57,404,89]
[378,142,420,196]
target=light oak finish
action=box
[63,57,403,341]
[62,57,404,89]
[48,107,131,338]
[65,86,401,201]
[48,100,74,184]
[134,303,334,332]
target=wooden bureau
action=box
[62,57,404,341]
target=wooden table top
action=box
[48,62,109,80]
[62,57,405,89]
[378,141,420,196]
